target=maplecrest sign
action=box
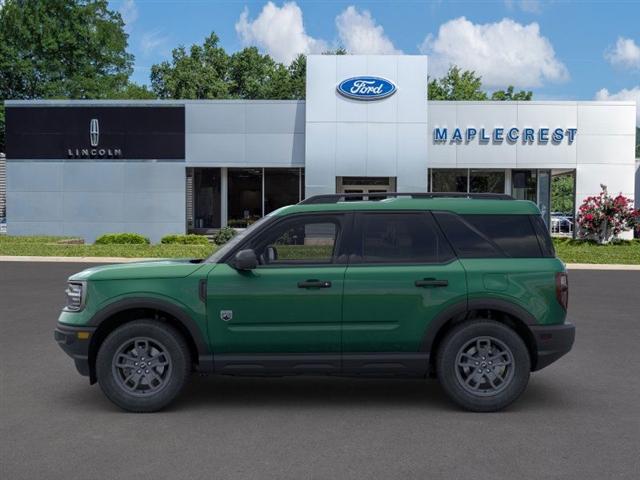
[433,127,577,144]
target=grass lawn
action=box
[553,238,640,265]
[1,235,639,264]
[0,236,216,259]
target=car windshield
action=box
[205,214,273,263]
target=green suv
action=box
[55,193,575,412]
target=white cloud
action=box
[605,37,640,70]
[335,6,401,55]
[119,0,138,33]
[420,17,568,88]
[504,0,542,14]
[595,86,640,124]
[235,1,327,64]
[140,30,168,56]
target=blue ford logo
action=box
[337,76,397,100]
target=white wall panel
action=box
[335,123,367,176]
[578,103,636,135]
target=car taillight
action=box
[556,272,569,310]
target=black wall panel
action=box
[6,106,185,160]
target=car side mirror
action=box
[233,249,258,271]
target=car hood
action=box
[69,259,206,281]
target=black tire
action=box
[96,320,191,412]
[436,320,530,412]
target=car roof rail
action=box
[298,192,514,205]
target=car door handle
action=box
[298,279,332,289]
[415,278,448,288]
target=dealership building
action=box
[3,55,638,242]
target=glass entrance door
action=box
[337,177,397,200]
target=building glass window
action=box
[228,168,262,228]
[470,170,505,193]
[511,170,537,202]
[264,168,302,214]
[191,168,221,230]
[430,169,468,192]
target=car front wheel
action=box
[96,320,191,412]
[436,319,531,412]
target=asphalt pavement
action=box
[1,262,639,480]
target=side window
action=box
[434,212,543,258]
[433,212,502,258]
[251,215,340,265]
[356,212,454,264]
[462,215,542,258]
[530,215,555,258]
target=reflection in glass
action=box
[430,169,468,192]
[470,170,505,193]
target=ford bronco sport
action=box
[55,193,575,412]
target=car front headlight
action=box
[64,281,86,312]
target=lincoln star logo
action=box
[67,117,122,158]
[89,118,99,147]
[337,76,397,100]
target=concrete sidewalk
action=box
[1,255,639,269]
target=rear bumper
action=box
[54,324,96,377]
[530,322,575,371]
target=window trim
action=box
[348,211,457,266]
[223,212,352,268]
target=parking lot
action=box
[1,261,639,480]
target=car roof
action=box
[273,196,541,216]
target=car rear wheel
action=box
[436,320,530,412]
[96,320,190,412]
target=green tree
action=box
[150,33,309,100]
[0,0,138,151]
[428,66,533,102]
[428,66,488,101]
[288,54,307,100]
[150,33,230,99]
[491,86,533,101]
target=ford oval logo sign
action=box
[337,76,397,101]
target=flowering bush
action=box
[577,185,639,243]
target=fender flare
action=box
[87,297,213,372]
[420,298,537,353]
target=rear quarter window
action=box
[434,212,545,258]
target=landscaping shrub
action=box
[161,234,210,245]
[95,233,150,245]
[577,184,639,244]
[213,226,237,245]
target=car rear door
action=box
[341,211,467,374]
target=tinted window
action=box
[356,212,454,264]
[251,215,340,265]
[530,215,555,257]
[434,212,501,258]
[462,215,542,258]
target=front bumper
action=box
[54,324,96,377]
[530,322,575,371]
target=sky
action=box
[112,0,640,123]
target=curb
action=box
[565,263,640,271]
[0,256,151,263]
[0,255,639,270]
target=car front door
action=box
[207,213,349,373]
[341,211,467,375]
